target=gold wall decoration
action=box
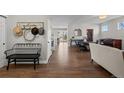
[13,24,23,36]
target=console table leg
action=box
[34,59,36,70]
[38,58,39,65]
[7,59,10,70]
[15,59,16,67]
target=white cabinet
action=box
[0,16,6,68]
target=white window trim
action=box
[117,22,124,30]
[101,24,109,32]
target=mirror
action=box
[74,29,82,36]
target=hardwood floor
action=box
[0,42,112,78]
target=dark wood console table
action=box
[4,43,41,70]
[6,54,40,70]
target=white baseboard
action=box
[39,60,48,64]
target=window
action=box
[101,24,108,32]
[117,22,124,30]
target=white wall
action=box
[68,23,100,42]
[100,16,124,49]
[46,20,52,61]
[0,16,6,67]
[53,29,58,48]
[6,15,50,63]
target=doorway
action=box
[87,29,93,42]
[57,29,68,42]
[52,27,68,50]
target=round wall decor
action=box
[23,30,36,41]
[13,24,23,36]
[15,31,23,37]
[31,27,39,35]
[39,27,44,35]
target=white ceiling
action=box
[7,15,123,27]
[85,15,123,24]
[48,15,123,26]
[48,15,92,26]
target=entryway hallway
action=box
[0,42,111,78]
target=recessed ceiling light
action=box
[99,15,107,19]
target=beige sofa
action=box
[89,43,124,78]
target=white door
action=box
[0,16,6,68]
